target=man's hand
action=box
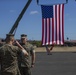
[15,40,28,56]
[31,63,35,68]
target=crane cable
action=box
[37,0,68,5]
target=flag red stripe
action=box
[48,19,50,44]
[55,5,57,44]
[59,5,61,43]
[42,19,44,45]
[47,18,49,44]
[45,19,47,45]
[52,18,54,44]
[62,4,64,44]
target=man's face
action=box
[21,37,27,43]
[12,37,15,44]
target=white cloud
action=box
[30,11,38,15]
[68,18,76,21]
[10,10,16,13]
[66,13,70,16]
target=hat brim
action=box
[21,37,26,38]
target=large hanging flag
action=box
[41,4,64,45]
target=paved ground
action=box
[31,52,76,75]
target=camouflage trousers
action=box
[19,67,31,75]
[1,68,21,75]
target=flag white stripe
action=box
[53,5,56,44]
[60,4,63,44]
[50,18,52,44]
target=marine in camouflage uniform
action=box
[0,44,21,75]
[0,34,28,75]
[18,34,35,75]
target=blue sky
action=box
[0,0,76,40]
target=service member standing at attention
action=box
[0,34,28,75]
[19,34,35,75]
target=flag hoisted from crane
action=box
[41,4,64,45]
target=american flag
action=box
[41,4,64,45]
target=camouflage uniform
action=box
[19,42,35,75]
[0,44,21,75]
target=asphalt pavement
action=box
[31,52,76,75]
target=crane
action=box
[9,0,32,35]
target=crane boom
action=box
[9,0,32,34]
